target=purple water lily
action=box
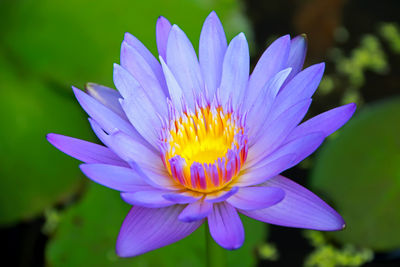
[47,11,355,257]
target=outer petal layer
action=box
[241,175,345,231]
[208,202,244,250]
[116,205,203,257]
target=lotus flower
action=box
[47,11,355,257]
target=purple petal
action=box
[85,83,128,120]
[114,64,161,147]
[120,41,168,114]
[46,133,127,167]
[178,200,213,222]
[287,103,357,142]
[116,205,203,257]
[199,11,227,97]
[271,63,324,120]
[205,186,239,203]
[241,175,345,231]
[237,154,296,186]
[247,99,312,166]
[244,35,290,111]
[285,35,307,83]
[163,192,201,204]
[79,163,150,192]
[105,131,164,173]
[208,202,244,250]
[263,132,325,170]
[72,87,141,140]
[121,190,175,208]
[227,186,285,210]
[123,32,168,94]
[156,16,172,60]
[159,56,184,111]
[131,161,180,190]
[247,68,292,139]
[166,25,204,106]
[219,33,249,108]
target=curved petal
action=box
[166,25,204,107]
[199,11,227,97]
[114,64,162,147]
[178,200,213,222]
[120,41,168,114]
[208,202,244,250]
[237,154,296,186]
[132,162,181,191]
[116,205,203,257]
[262,132,325,170]
[219,33,249,108]
[285,34,307,83]
[72,87,141,140]
[205,186,239,203]
[156,16,172,60]
[227,186,285,210]
[121,190,174,208]
[287,103,357,142]
[163,192,201,204]
[244,35,290,110]
[123,32,168,94]
[247,99,312,166]
[246,68,292,138]
[85,83,128,120]
[46,133,127,167]
[271,63,324,120]
[79,164,150,192]
[159,56,184,112]
[241,175,345,231]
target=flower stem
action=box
[205,224,227,267]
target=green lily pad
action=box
[0,55,93,225]
[310,97,400,251]
[46,183,266,266]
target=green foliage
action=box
[310,97,400,251]
[380,22,400,54]
[304,231,373,267]
[46,183,267,267]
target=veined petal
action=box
[80,164,150,192]
[287,103,357,142]
[227,186,285,210]
[121,190,174,208]
[116,205,203,257]
[241,175,345,231]
[247,99,312,167]
[178,200,213,222]
[120,41,168,114]
[199,11,227,97]
[219,33,249,108]
[247,68,292,139]
[85,83,128,120]
[271,63,324,120]
[237,154,296,186]
[72,87,141,140]
[208,202,244,250]
[114,64,162,147]
[285,34,307,83]
[244,35,290,110]
[156,16,172,60]
[123,32,168,94]
[166,25,204,106]
[46,133,127,167]
[159,56,184,112]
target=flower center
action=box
[159,100,248,193]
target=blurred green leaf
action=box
[46,183,266,267]
[0,0,251,88]
[310,97,400,251]
[0,55,93,225]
